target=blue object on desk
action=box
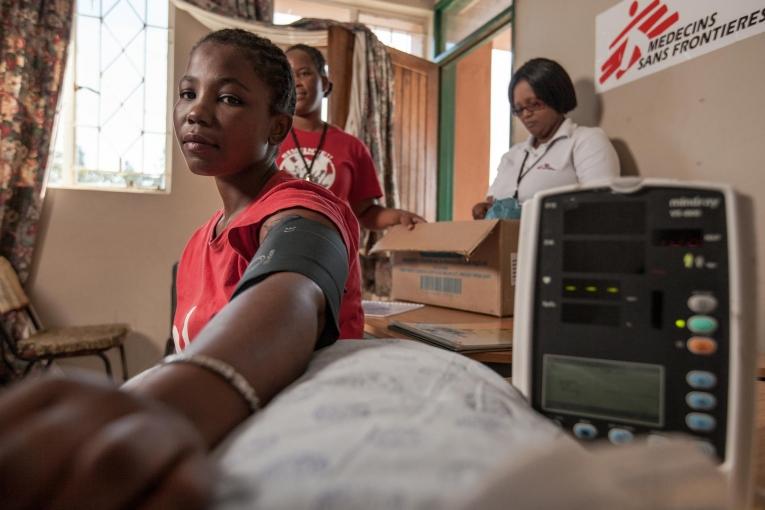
[485,197,522,219]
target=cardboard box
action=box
[370,220,519,317]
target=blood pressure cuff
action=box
[230,215,349,350]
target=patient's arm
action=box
[132,269,325,446]
[0,208,337,509]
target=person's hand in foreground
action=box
[0,374,213,510]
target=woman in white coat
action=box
[473,58,620,219]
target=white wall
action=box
[513,0,765,348]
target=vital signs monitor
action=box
[512,178,756,507]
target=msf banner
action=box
[595,0,765,92]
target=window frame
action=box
[434,0,512,62]
[435,3,514,220]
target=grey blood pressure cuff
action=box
[230,215,349,350]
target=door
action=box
[326,27,439,222]
[388,47,439,222]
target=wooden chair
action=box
[0,257,129,381]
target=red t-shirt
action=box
[276,124,383,208]
[172,172,363,351]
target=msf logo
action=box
[599,0,680,85]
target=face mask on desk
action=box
[485,197,522,220]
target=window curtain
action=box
[180,0,273,22]
[0,0,74,283]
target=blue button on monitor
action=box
[686,413,716,432]
[687,315,718,335]
[686,391,717,410]
[608,428,634,445]
[573,422,598,440]
[686,370,717,389]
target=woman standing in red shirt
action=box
[277,44,425,231]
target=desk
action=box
[364,305,513,365]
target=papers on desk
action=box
[388,321,513,353]
[362,300,425,318]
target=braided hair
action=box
[194,29,296,116]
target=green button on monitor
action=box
[687,315,718,335]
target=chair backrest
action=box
[0,257,42,347]
[0,257,29,314]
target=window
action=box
[273,0,431,58]
[48,0,170,192]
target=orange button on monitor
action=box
[687,337,718,355]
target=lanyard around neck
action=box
[513,137,563,200]
[290,122,329,182]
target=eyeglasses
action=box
[511,100,546,117]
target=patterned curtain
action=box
[0,0,74,283]
[180,0,273,22]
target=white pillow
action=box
[213,338,564,509]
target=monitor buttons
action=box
[607,428,634,445]
[687,337,718,355]
[686,370,717,389]
[687,315,718,335]
[573,422,598,440]
[687,295,718,314]
[686,413,716,432]
[686,391,717,410]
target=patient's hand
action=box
[0,374,213,510]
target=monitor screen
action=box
[542,355,664,426]
[563,240,645,274]
[563,201,646,235]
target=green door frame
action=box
[436,5,514,220]
[437,63,456,220]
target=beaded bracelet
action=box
[162,353,260,414]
